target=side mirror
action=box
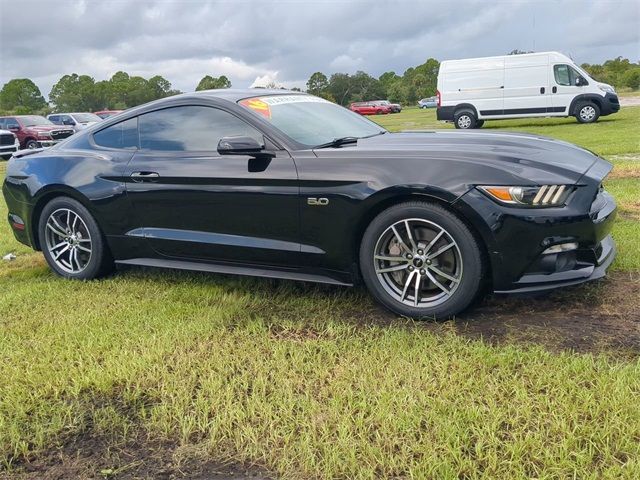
[217,136,271,156]
[63,119,75,126]
[8,125,19,131]
[575,77,586,87]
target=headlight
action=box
[478,185,572,207]
[598,84,615,94]
[38,132,52,139]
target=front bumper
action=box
[600,92,620,116]
[0,141,20,156]
[456,184,617,294]
[36,139,62,148]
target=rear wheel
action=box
[38,197,114,280]
[575,102,600,123]
[454,110,477,129]
[360,202,484,319]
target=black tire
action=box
[25,139,40,149]
[454,110,477,129]
[360,202,484,319]
[474,120,485,128]
[575,102,600,124]
[38,196,114,280]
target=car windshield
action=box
[20,115,53,127]
[73,113,101,123]
[239,95,385,148]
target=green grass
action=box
[1,108,640,478]
[373,105,640,157]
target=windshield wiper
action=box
[313,136,360,149]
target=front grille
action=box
[0,134,14,146]
[50,130,73,140]
[609,95,619,104]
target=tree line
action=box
[0,55,637,115]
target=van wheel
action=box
[575,102,600,124]
[474,120,485,128]
[454,110,477,129]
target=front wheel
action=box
[38,197,114,280]
[25,139,39,149]
[575,102,600,123]
[360,202,484,319]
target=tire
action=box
[575,102,600,124]
[454,110,477,129]
[474,120,485,128]
[38,196,115,280]
[25,139,40,149]
[360,202,484,319]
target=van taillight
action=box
[436,90,441,107]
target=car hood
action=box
[26,125,73,133]
[345,130,606,185]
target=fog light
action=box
[542,242,578,254]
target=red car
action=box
[0,115,75,149]
[94,110,123,119]
[349,101,392,115]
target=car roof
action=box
[176,88,305,102]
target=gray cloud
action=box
[1,0,638,98]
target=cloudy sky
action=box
[1,0,638,97]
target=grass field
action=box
[1,107,639,478]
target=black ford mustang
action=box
[3,89,617,318]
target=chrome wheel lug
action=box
[417,250,423,255]
[406,254,413,259]
[420,269,426,275]
[408,266,414,271]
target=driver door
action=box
[124,105,301,266]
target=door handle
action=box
[540,87,546,94]
[131,171,160,182]
[552,86,557,93]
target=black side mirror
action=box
[217,136,272,157]
[8,125,19,131]
[575,77,586,87]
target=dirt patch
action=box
[1,432,270,480]
[403,271,640,356]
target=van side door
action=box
[502,55,551,117]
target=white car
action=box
[436,51,620,129]
[47,112,103,133]
[0,129,20,159]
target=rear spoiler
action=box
[12,148,45,159]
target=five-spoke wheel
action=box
[360,202,484,319]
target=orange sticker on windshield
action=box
[240,98,271,119]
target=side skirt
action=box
[116,257,353,286]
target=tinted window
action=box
[138,106,261,152]
[93,117,138,149]
[49,115,60,123]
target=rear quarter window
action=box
[93,117,138,149]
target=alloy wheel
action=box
[44,208,93,274]
[373,218,463,308]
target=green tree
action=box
[306,72,329,96]
[622,68,640,89]
[195,75,231,90]
[0,78,47,111]
[49,74,100,111]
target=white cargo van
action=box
[436,51,619,129]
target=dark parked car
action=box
[3,90,616,319]
[0,115,74,149]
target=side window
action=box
[0,119,5,129]
[93,117,138,149]
[6,118,19,129]
[554,64,571,86]
[49,115,60,124]
[138,105,262,152]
